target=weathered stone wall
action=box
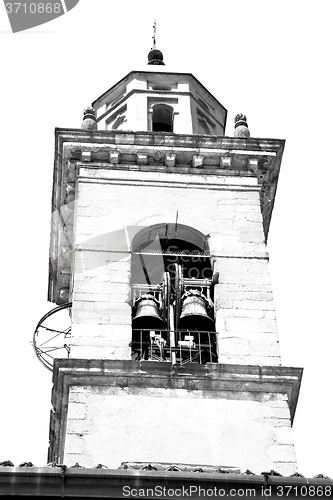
[64,385,296,475]
[71,254,131,359]
[70,166,279,364]
[214,257,279,365]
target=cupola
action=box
[91,70,227,135]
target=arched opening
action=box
[152,104,173,132]
[131,223,211,285]
[130,223,217,365]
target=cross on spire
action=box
[152,20,156,50]
[147,20,164,65]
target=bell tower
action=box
[36,44,302,476]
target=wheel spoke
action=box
[39,325,69,335]
[33,302,72,371]
[38,331,63,347]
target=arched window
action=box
[130,223,217,365]
[131,223,210,283]
[152,104,173,132]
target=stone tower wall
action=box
[50,361,300,476]
[47,130,301,478]
[70,166,280,365]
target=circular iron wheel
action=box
[33,302,72,371]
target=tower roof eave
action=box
[91,70,227,112]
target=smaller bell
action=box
[132,294,164,330]
[179,290,214,332]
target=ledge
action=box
[48,359,302,465]
[52,360,302,416]
[54,127,284,151]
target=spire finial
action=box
[81,106,97,131]
[147,20,165,65]
[152,20,156,50]
[234,113,250,138]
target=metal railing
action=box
[131,329,217,365]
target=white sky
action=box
[1,0,332,478]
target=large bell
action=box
[179,290,214,331]
[132,294,164,330]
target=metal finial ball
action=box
[147,49,165,65]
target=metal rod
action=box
[169,305,176,365]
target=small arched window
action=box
[152,104,173,132]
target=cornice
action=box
[48,129,284,304]
[92,70,228,112]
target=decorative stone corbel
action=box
[165,153,176,168]
[192,155,204,168]
[81,151,91,162]
[219,156,232,169]
[109,151,120,164]
[248,158,259,174]
[137,153,148,165]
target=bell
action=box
[179,291,214,331]
[132,294,164,329]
